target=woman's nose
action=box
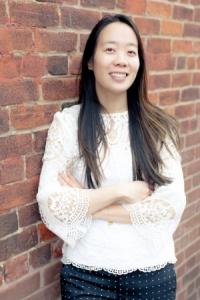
[113,52,128,66]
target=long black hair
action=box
[77,14,179,188]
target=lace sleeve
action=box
[123,140,186,230]
[36,108,92,248]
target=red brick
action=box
[193,41,200,54]
[182,88,199,102]
[18,202,41,227]
[186,133,200,148]
[175,104,195,119]
[0,266,3,286]
[134,17,160,35]
[161,20,183,36]
[36,0,77,3]
[187,57,196,69]
[10,104,58,130]
[191,0,200,4]
[180,119,198,134]
[22,55,46,78]
[42,77,78,101]
[0,177,39,213]
[33,130,48,153]
[0,157,24,185]
[0,108,9,134]
[194,8,200,22]
[181,148,196,164]
[196,103,200,115]
[193,73,200,85]
[81,0,115,9]
[61,7,100,30]
[10,28,34,52]
[0,29,11,53]
[186,162,200,177]
[173,40,193,53]
[0,211,18,239]
[173,5,194,21]
[183,265,200,285]
[0,226,38,262]
[147,53,175,71]
[38,223,56,242]
[0,80,38,106]
[23,281,60,300]
[0,272,40,300]
[172,73,192,88]
[0,134,32,159]
[43,261,61,285]
[69,54,82,75]
[159,90,179,106]
[0,55,21,79]
[149,74,170,90]
[30,244,51,269]
[4,254,29,283]
[0,134,32,161]
[26,154,43,178]
[193,174,200,187]
[52,239,63,258]
[9,1,59,28]
[80,34,89,53]
[177,57,186,69]
[0,2,8,24]
[117,0,146,14]
[148,91,159,105]
[184,24,200,38]
[147,38,171,53]
[47,56,68,75]
[35,30,77,52]
[146,1,171,18]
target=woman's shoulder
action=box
[53,103,81,126]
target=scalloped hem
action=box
[61,258,177,274]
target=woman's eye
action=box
[128,50,136,56]
[105,48,115,53]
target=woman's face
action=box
[90,22,140,97]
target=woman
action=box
[37,14,186,299]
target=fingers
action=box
[58,172,83,188]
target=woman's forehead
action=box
[97,22,138,47]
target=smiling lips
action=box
[109,72,128,81]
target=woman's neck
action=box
[96,89,128,114]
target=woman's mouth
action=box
[109,72,128,81]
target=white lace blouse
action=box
[37,104,186,274]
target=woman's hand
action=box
[58,172,83,189]
[118,181,152,204]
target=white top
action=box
[37,104,186,274]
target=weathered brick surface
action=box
[0,1,199,299]
[47,56,68,75]
[0,226,38,262]
[4,254,29,283]
[0,80,38,106]
[0,157,24,184]
[18,202,41,228]
[9,1,59,28]
[0,212,18,239]
[29,244,51,269]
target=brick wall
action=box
[0,0,199,299]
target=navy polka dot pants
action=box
[60,263,176,299]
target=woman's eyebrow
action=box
[102,41,138,47]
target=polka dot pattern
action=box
[60,263,176,299]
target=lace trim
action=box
[48,188,89,224]
[123,198,175,225]
[61,258,177,274]
[102,112,129,147]
[38,189,92,246]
